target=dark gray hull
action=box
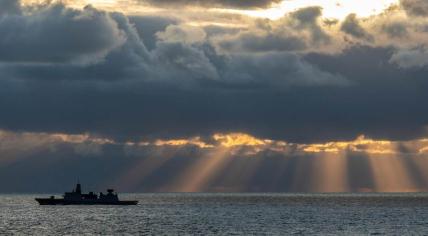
[35,198,138,205]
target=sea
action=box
[1,193,428,235]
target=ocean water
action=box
[1,193,428,235]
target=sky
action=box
[1,0,428,193]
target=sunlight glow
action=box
[26,0,399,21]
[171,147,231,192]
[215,0,399,20]
[2,128,428,192]
[153,137,214,148]
[213,133,271,147]
[309,154,349,192]
[301,135,395,154]
[368,156,418,192]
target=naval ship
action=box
[35,182,138,205]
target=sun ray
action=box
[368,156,418,192]
[309,154,350,192]
[169,147,232,192]
[113,155,172,192]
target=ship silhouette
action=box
[35,182,138,205]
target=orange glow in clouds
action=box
[213,133,271,147]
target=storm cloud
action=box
[0,1,427,144]
[0,4,126,64]
[1,0,428,192]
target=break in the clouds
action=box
[140,0,282,9]
[1,0,428,192]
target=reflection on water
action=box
[1,193,428,235]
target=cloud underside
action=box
[0,1,428,143]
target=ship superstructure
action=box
[35,182,137,205]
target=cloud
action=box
[216,29,306,53]
[390,47,428,68]
[381,21,408,38]
[340,14,373,41]
[0,2,427,145]
[1,0,428,194]
[140,0,282,9]
[0,130,112,158]
[214,7,337,53]
[129,15,179,50]
[401,0,428,16]
[0,4,126,64]
[305,45,428,141]
[289,6,330,44]
[156,24,207,44]
[221,52,348,87]
[4,129,428,157]
[151,41,220,81]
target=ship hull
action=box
[35,198,138,205]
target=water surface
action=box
[1,193,428,235]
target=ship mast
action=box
[75,179,81,194]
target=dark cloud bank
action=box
[1,0,428,192]
[1,1,427,143]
